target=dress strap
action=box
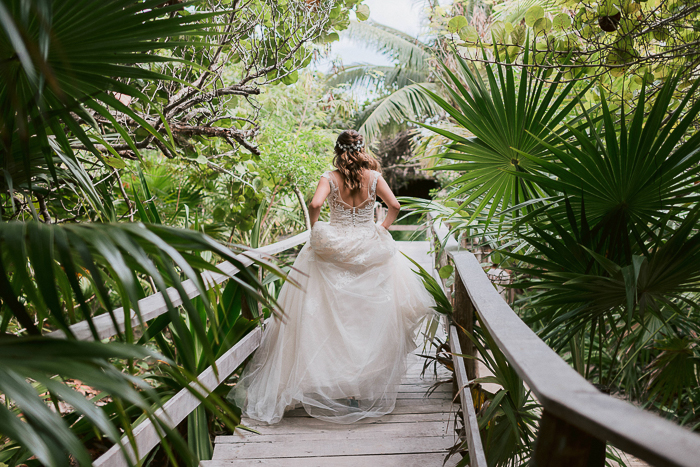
[322,171,336,190]
[370,171,380,199]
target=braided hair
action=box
[333,130,380,191]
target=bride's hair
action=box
[333,130,380,191]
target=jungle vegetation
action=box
[1,0,699,466]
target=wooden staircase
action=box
[203,354,459,466]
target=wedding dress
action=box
[230,170,435,424]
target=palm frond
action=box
[0,0,213,193]
[0,338,187,467]
[0,221,285,464]
[329,64,428,92]
[417,47,595,222]
[345,21,431,72]
[358,83,443,143]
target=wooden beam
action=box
[449,322,487,467]
[453,268,476,380]
[533,411,605,467]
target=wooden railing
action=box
[51,231,310,467]
[429,213,700,467]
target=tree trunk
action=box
[294,186,311,230]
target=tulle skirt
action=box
[229,222,435,424]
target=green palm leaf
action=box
[345,20,431,72]
[0,221,285,464]
[418,46,594,222]
[515,74,700,257]
[0,0,213,193]
[329,64,428,91]
[0,338,188,467]
[358,82,443,143]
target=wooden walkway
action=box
[202,242,461,467]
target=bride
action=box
[230,130,435,424]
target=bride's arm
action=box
[375,176,400,230]
[308,176,331,228]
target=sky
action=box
[315,0,428,71]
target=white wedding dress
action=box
[230,170,435,424]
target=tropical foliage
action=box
[444,0,700,100]
[407,259,539,467]
[0,0,368,465]
[415,43,700,438]
[332,20,445,142]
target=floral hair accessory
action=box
[336,139,365,152]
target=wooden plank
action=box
[94,326,263,467]
[395,392,451,399]
[449,324,487,467]
[239,411,456,429]
[201,452,460,467]
[216,421,452,443]
[450,251,700,467]
[49,231,310,341]
[397,384,452,393]
[397,389,451,396]
[211,435,455,460]
[282,401,456,418]
[400,376,453,385]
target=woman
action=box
[230,130,435,424]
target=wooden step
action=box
[219,420,453,442]
[239,411,456,431]
[211,434,456,460]
[281,401,456,418]
[201,452,461,467]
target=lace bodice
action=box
[322,170,380,228]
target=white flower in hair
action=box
[336,139,365,152]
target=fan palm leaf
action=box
[417,47,595,222]
[515,74,700,261]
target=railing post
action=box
[453,267,477,380]
[533,410,606,467]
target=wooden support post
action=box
[533,410,606,467]
[453,268,477,381]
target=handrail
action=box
[87,230,311,467]
[429,212,700,466]
[48,231,310,341]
